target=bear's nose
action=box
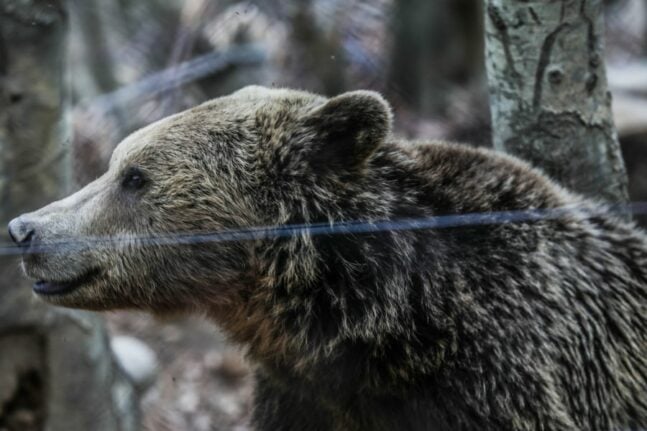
[8,217,35,248]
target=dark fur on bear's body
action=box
[239,140,647,430]
[12,87,647,430]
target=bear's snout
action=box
[8,216,36,250]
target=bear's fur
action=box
[10,86,647,430]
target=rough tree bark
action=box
[484,0,629,206]
[0,1,138,430]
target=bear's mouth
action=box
[33,267,102,296]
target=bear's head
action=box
[8,86,393,318]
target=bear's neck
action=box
[214,145,459,388]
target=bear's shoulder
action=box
[376,139,576,213]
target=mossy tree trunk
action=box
[0,1,137,430]
[484,0,629,206]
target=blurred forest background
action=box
[2,0,647,430]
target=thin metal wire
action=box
[2,202,646,257]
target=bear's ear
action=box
[301,90,392,174]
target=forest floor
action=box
[106,312,254,431]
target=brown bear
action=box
[8,86,647,430]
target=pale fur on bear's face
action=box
[10,86,392,314]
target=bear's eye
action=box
[121,167,146,191]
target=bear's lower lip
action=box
[33,268,101,296]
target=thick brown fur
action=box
[10,86,647,430]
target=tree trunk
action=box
[0,1,138,430]
[389,0,484,115]
[484,0,629,206]
[287,0,348,96]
